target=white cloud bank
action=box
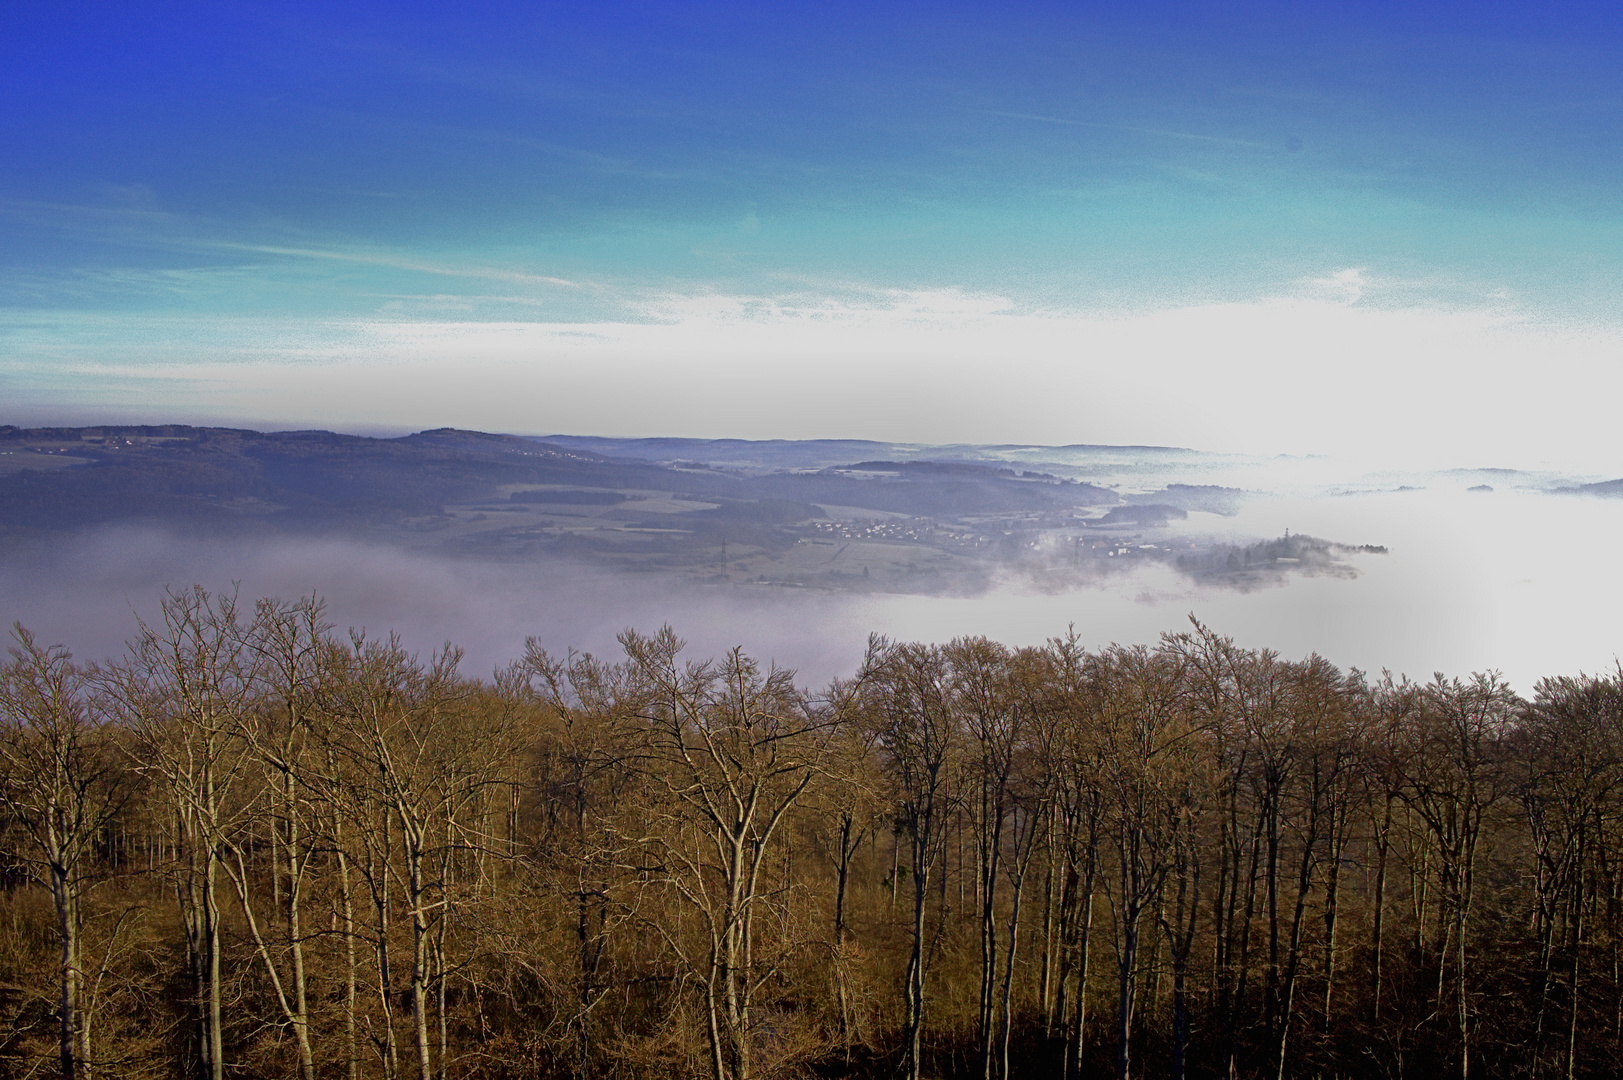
[5,276,1620,472]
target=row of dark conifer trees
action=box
[2,587,1621,1080]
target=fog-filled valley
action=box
[10,425,1623,1080]
[3,425,1621,692]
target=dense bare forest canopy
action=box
[3,589,1622,1079]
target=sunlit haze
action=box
[6,4,1622,458]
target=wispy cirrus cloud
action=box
[207,242,581,289]
[0,195,198,233]
[1,196,586,299]
[975,108,1278,151]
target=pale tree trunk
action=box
[283,765,314,1080]
[998,875,1026,1080]
[976,795,1005,1080]
[1276,778,1323,1080]
[1567,878,1583,1080]
[179,779,226,1080]
[1323,796,1349,1032]
[1066,843,1096,1080]
[1116,900,1141,1080]
[1040,808,1059,1033]
[204,847,224,1080]
[335,814,361,1080]
[1371,795,1392,1022]
[368,840,400,1080]
[1171,822,1200,1080]
[174,780,224,1080]
[1274,847,1313,1080]
[1223,817,1262,1080]
[222,844,316,1080]
[831,810,864,1053]
[435,901,450,1080]
[904,840,931,1080]
[52,863,82,1080]
[218,754,318,1080]
[997,799,1045,1080]
[404,817,434,1080]
[1454,821,1481,1080]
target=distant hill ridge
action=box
[0,423,1153,542]
[1562,478,1623,497]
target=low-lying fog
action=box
[2,484,1619,694]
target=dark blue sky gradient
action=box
[3,2,1621,332]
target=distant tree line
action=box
[2,588,1621,1079]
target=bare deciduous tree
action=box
[0,627,130,1080]
[622,628,821,1080]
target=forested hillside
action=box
[2,591,1617,1079]
[0,426,1119,542]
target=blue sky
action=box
[4,2,1622,460]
